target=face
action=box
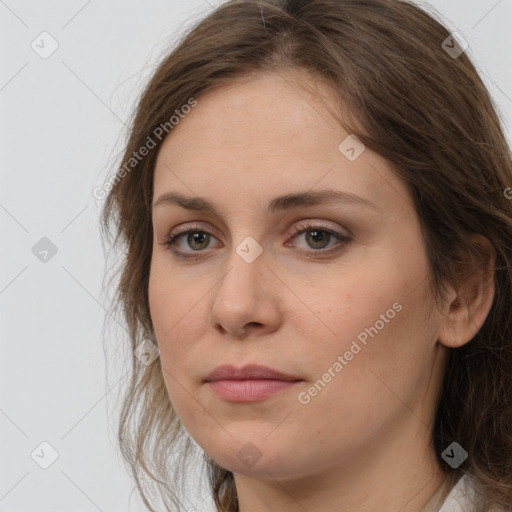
[148,70,448,482]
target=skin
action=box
[148,69,495,512]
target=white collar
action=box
[438,475,509,512]
[438,475,477,512]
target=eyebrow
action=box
[152,189,378,214]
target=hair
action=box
[99,0,512,511]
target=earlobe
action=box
[437,235,496,349]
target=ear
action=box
[438,235,496,349]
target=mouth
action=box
[204,364,303,402]
[205,379,302,402]
[205,363,301,382]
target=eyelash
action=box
[160,221,351,259]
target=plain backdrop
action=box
[1,1,511,511]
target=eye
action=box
[160,221,351,259]
[285,220,351,257]
[161,223,219,258]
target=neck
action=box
[234,414,448,512]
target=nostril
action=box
[246,322,262,328]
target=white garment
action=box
[438,475,510,512]
[438,475,477,511]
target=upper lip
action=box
[204,364,302,382]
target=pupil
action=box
[307,230,329,249]
[189,232,208,250]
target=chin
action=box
[202,433,302,478]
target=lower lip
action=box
[206,379,301,402]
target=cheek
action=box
[148,276,204,426]
[148,258,197,367]
[299,241,434,384]
[303,270,436,431]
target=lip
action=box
[204,364,303,403]
[204,364,301,382]
[206,379,301,402]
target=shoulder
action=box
[439,475,511,512]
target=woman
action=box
[100,1,512,511]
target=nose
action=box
[208,247,282,339]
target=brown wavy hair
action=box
[99,0,512,510]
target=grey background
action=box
[1,0,511,511]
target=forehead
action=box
[156,70,343,165]
[153,71,411,217]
